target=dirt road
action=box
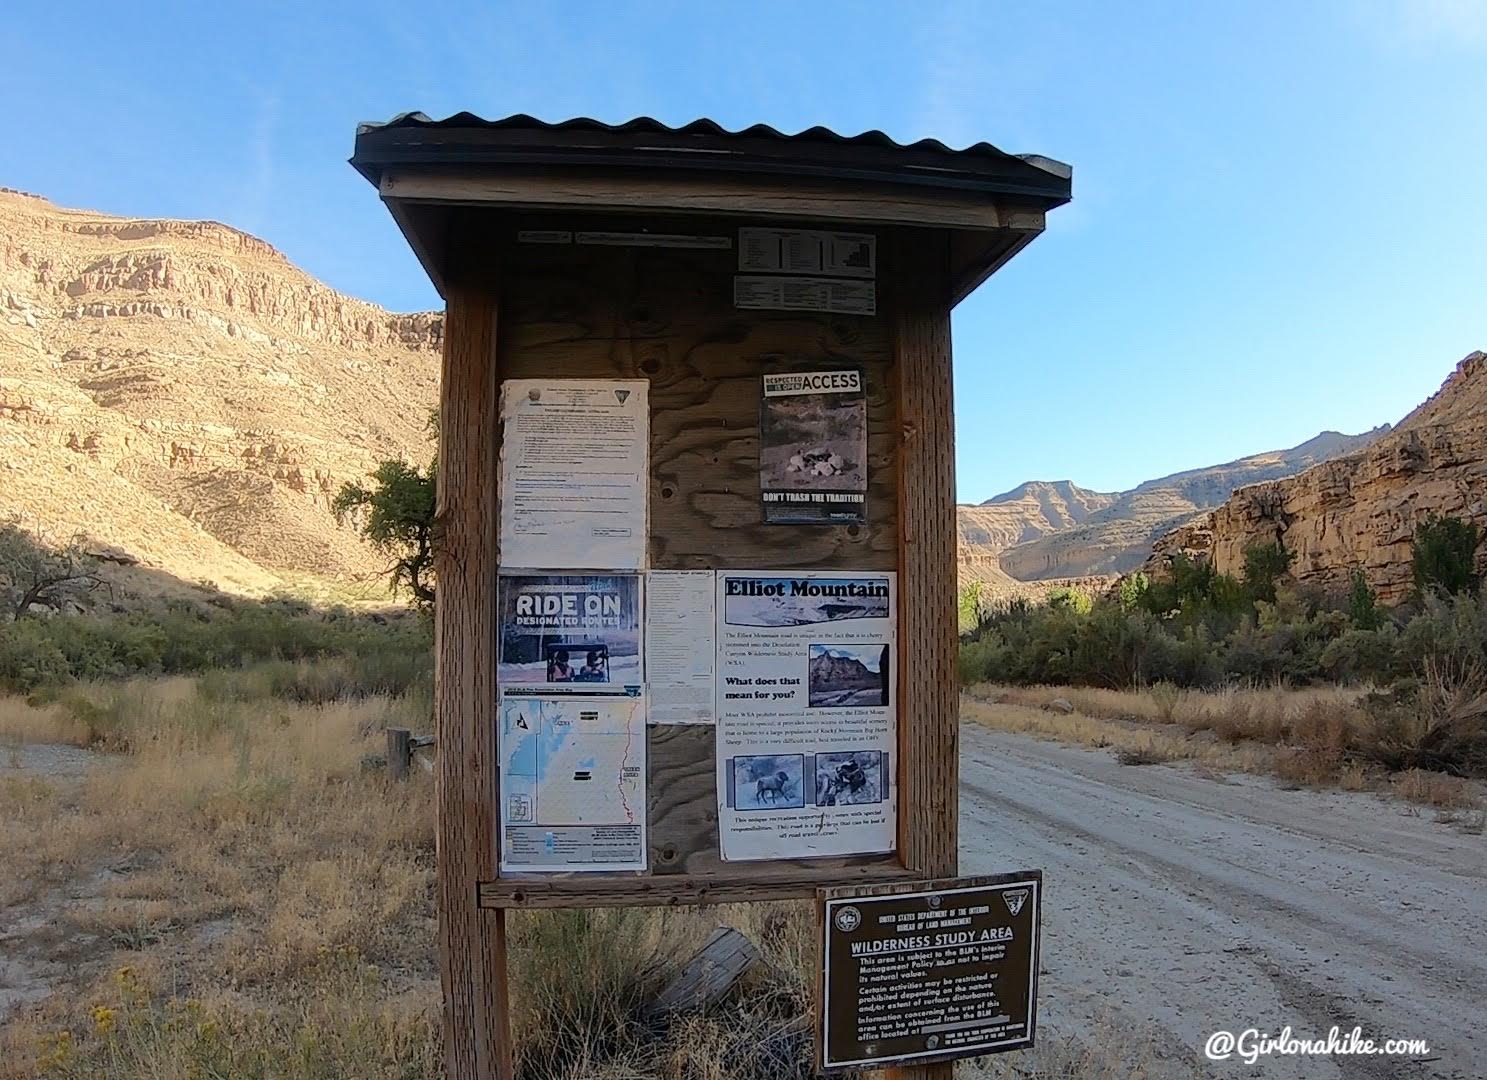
[959,725,1487,1079]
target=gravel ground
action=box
[960,725,1487,1080]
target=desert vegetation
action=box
[0,617,1165,1078]
[961,518,1487,805]
[0,661,840,1079]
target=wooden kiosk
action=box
[351,113,1071,1079]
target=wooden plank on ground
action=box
[645,926,761,1020]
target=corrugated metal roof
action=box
[351,112,1071,202]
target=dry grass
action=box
[986,682,1364,742]
[961,693,1275,775]
[0,670,442,1079]
[965,683,1485,813]
[1,669,1172,1079]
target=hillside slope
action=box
[0,189,441,597]
[972,428,1386,582]
[1149,353,1487,603]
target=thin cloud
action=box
[1361,0,1487,51]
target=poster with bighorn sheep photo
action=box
[758,370,867,524]
[714,570,896,862]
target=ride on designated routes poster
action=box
[714,570,897,861]
[497,572,646,872]
[759,370,867,524]
[497,574,642,690]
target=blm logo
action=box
[614,389,631,403]
[1002,888,1029,917]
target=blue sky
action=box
[3,2,1483,501]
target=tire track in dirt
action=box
[958,725,1486,1079]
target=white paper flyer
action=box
[714,570,897,861]
[497,379,648,570]
[645,570,716,724]
[738,228,876,278]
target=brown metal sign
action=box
[818,872,1041,1071]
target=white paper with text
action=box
[645,570,717,724]
[714,570,897,861]
[497,379,648,570]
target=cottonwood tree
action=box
[0,520,104,619]
[334,411,438,610]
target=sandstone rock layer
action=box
[1148,353,1487,603]
[0,190,441,597]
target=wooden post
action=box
[888,234,959,1080]
[387,727,411,781]
[435,281,513,1080]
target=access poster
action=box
[714,570,897,861]
[759,370,868,525]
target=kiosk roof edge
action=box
[351,111,1070,304]
[350,111,1073,205]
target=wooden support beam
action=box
[887,233,959,1080]
[435,282,512,1080]
[645,926,761,1020]
[479,864,921,909]
[381,168,1011,230]
[386,727,411,782]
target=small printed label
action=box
[739,228,876,279]
[575,232,732,249]
[733,275,876,315]
[517,231,573,244]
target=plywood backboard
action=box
[438,211,954,909]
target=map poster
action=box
[714,570,896,861]
[759,371,867,524]
[497,574,642,692]
[498,688,646,872]
[497,378,648,571]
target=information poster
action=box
[498,690,646,872]
[497,379,648,570]
[759,371,868,524]
[497,573,646,872]
[714,570,896,861]
[645,570,716,724]
[497,574,642,690]
[820,875,1041,1069]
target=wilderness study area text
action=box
[849,927,1016,956]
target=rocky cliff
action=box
[807,650,881,692]
[1147,353,1487,603]
[0,189,441,597]
[966,428,1386,584]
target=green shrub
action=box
[1412,514,1481,597]
[0,600,432,695]
[1347,569,1383,630]
[1242,541,1294,604]
[957,560,1484,694]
